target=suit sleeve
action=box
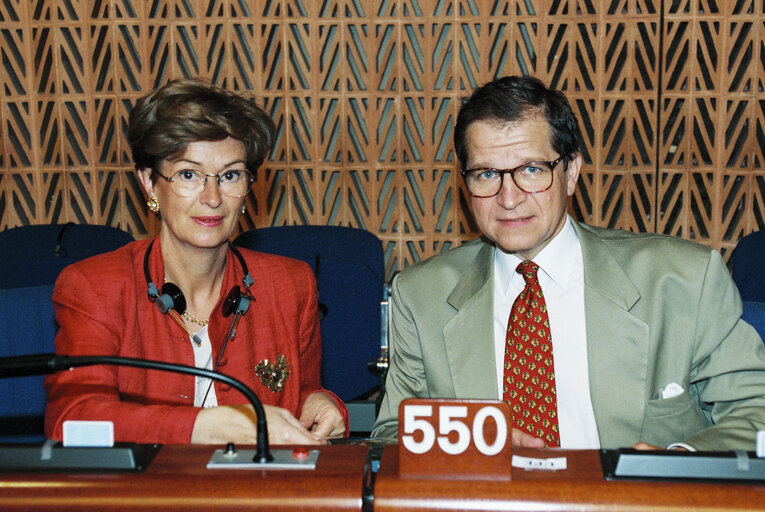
[681,250,765,450]
[44,265,200,444]
[372,273,428,439]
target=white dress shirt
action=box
[493,216,600,448]
[190,325,218,408]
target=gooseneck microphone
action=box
[0,353,272,463]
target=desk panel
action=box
[374,446,765,512]
[0,444,367,512]
[3,444,764,511]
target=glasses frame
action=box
[460,156,565,197]
[153,169,255,198]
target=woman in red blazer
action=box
[44,79,347,444]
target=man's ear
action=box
[565,152,582,197]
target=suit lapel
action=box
[575,222,650,448]
[442,242,498,399]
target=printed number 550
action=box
[401,404,507,456]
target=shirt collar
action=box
[494,215,581,295]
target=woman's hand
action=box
[191,404,323,445]
[299,392,346,440]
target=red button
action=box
[292,447,310,460]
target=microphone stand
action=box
[0,353,272,463]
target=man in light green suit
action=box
[372,76,765,450]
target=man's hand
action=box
[299,392,346,440]
[632,442,689,451]
[191,404,322,445]
[512,427,546,448]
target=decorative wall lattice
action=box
[1,0,763,279]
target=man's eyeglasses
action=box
[153,169,255,198]
[460,156,564,197]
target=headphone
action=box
[143,240,254,349]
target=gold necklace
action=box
[182,311,209,327]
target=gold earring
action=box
[241,203,247,215]
[147,196,160,214]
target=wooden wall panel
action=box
[1,0,764,279]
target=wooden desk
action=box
[373,446,765,511]
[2,444,764,511]
[0,444,368,511]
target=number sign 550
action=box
[397,399,513,480]
[402,403,508,456]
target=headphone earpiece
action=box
[146,274,187,314]
[144,240,187,315]
[222,286,251,317]
[156,282,186,314]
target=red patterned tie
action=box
[502,260,560,447]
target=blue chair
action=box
[742,301,765,344]
[0,223,135,289]
[0,284,56,442]
[0,223,134,442]
[731,230,765,302]
[234,226,387,433]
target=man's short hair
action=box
[454,75,582,169]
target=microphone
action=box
[54,222,74,257]
[0,353,272,463]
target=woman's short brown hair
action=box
[127,78,275,181]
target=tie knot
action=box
[516,260,539,284]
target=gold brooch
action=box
[255,354,290,392]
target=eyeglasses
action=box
[460,156,564,197]
[154,169,255,198]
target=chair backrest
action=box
[0,223,134,442]
[233,225,385,402]
[0,284,56,442]
[0,223,135,289]
[742,301,765,344]
[731,230,765,302]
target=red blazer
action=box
[44,237,348,443]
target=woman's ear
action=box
[137,168,155,197]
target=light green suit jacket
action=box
[372,220,765,450]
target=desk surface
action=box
[0,444,368,511]
[374,445,765,512]
[2,443,765,511]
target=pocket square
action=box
[659,382,684,399]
